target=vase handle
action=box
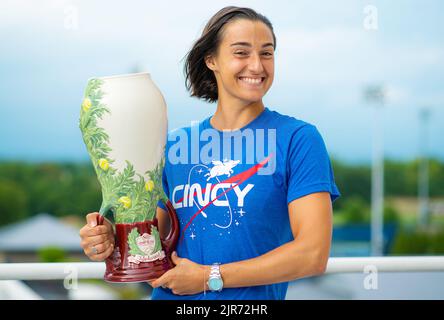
[160,200,179,256]
[96,203,114,226]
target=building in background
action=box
[0,213,85,263]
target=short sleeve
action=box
[286,124,341,204]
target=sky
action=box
[0,0,443,165]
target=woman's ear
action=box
[205,54,216,71]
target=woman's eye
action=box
[234,51,273,57]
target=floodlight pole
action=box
[364,85,385,256]
[418,107,430,228]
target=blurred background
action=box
[0,0,443,299]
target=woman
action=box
[79,6,340,300]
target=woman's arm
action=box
[156,205,171,239]
[151,191,333,295]
[219,191,333,288]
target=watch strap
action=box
[207,262,223,292]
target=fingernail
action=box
[89,221,97,227]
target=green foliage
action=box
[0,161,102,221]
[147,157,168,211]
[340,196,370,224]
[0,179,28,225]
[116,285,146,300]
[78,78,167,224]
[429,159,444,196]
[331,157,444,212]
[0,158,443,228]
[391,227,444,255]
[0,162,87,223]
[384,203,401,224]
[334,197,401,225]
[128,228,146,256]
[330,159,371,210]
[385,158,444,197]
[151,225,161,253]
[37,246,67,262]
[428,230,444,254]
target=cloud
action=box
[270,25,444,112]
[0,0,443,162]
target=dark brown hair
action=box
[183,6,277,103]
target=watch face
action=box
[208,278,223,291]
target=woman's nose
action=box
[247,52,264,73]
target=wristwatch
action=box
[207,263,224,292]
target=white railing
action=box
[1,256,444,280]
[0,280,43,299]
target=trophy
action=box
[79,72,179,282]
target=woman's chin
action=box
[239,92,265,103]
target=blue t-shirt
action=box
[151,107,340,300]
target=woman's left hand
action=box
[150,251,209,295]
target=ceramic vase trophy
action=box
[79,72,179,283]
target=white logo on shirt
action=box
[204,159,240,181]
[172,182,254,209]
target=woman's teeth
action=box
[239,77,264,84]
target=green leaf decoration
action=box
[150,225,162,254]
[79,78,168,224]
[128,228,146,256]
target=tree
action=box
[341,196,370,224]
[0,180,28,225]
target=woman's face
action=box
[206,19,275,105]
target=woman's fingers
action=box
[86,212,100,227]
[102,217,114,230]
[87,239,113,255]
[81,224,111,237]
[81,238,114,261]
[90,243,115,262]
[81,233,114,248]
[79,212,116,262]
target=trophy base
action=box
[100,210,180,284]
[104,258,174,283]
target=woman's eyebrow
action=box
[230,41,274,48]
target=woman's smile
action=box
[237,76,266,88]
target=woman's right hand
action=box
[79,212,115,261]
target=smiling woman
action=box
[184,7,276,107]
[146,6,341,300]
[79,5,341,300]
